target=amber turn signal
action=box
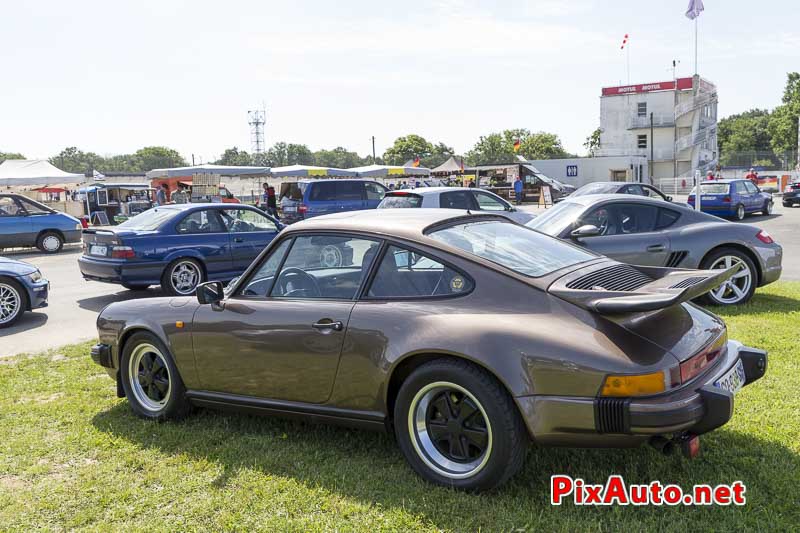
[600,371,666,397]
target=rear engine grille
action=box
[669,276,707,289]
[595,398,630,434]
[666,251,688,268]
[566,264,653,292]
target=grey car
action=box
[90,209,768,491]
[378,187,534,224]
[527,194,782,305]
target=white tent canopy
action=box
[146,164,270,179]
[269,165,357,177]
[0,159,85,186]
[348,164,430,177]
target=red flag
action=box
[620,33,629,50]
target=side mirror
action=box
[570,224,601,239]
[197,281,224,305]
[667,196,673,202]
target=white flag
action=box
[686,0,705,20]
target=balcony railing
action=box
[675,93,718,117]
[628,113,675,129]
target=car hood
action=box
[0,257,38,276]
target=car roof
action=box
[386,186,479,196]
[562,193,676,206]
[283,208,506,240]
[297,178,379,184]
[702,179,735,184]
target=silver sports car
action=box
[527,194,782,306]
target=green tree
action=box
[583,127,602,156]
[717,109,774,166]
[266,142,315,166]
[0,151,25,164]
[313,147,366,169]
[465,129,570,165]
[383,134,434,166]
[767,72,799,158]
[215,147,253,166]
[133,146,187,171]
[50,147,104,174]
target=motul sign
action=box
[602,77,693,96]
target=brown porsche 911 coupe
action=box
[91,209,767,491]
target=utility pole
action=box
[192,154,195,166]
[650,112,654,181]
[371,136,376,161]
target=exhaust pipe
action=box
[648,436,675,456]
[649,434,701,458]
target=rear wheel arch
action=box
[700,243,762,285]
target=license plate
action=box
[90,244,107,256]
[283,206,297,213]
[701,195,716,201]
[714,359,746,395]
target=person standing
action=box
[266,186,279,218]
[155,183,169,205]
[513,176,524,204]
[745,168,758,184]
[172,183,189,204]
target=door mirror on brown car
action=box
[197,281,224,305]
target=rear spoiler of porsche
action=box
[548,262,740,314]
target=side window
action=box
[367,245,473,298]
[365,182,386,201]
[744,181,758,194]
[270,235,380,299]
[624,184,645,196]
[221,208,278,233]
[581,204,658,236]
[734,182,748,194]
[472,192,507,211]
[0,197,24,217]
[335,181,364,201]
[655,208,681,230]
[240,239,292,297]
[440,191,474,210]
[175,210,225,234]
[309,182,337,201]
[17,197,51,214]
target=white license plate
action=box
[90,245,107,256]
[714,359,746,395]
[283,206,297,213]
[701,195,716,201]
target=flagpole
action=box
[627,42,631,84]
[694,17,698,75]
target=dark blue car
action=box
[0,193,83,253]
[78,204,281,295]
[278,179,387,224]
[687,179,774,221]
[0,256,49,328]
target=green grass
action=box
[1,283,799,531]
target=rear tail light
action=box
[756,230,774,244]
[680,332,726,383]
[298,204,308,214]
[111,246,135,259]
[722,196,731,203]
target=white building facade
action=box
[597,75,718,180]
[526,155,648,187]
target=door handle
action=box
[312,320,343,332]
[233,237,244,243]
[646,244,666,253]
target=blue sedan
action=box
[0,256,49,328]
[0,193,83,253]
[78,204,282,295]
[687,179,774,221]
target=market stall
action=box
[77,183,154,225]
[269,165,357,178]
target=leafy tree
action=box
[50,147,105,174]
[133,146,187,171]
[266,142,315,166]
[717,109,774,166]
[465,129,570,165]
[767,72,799,157]
[0,151,25,164]
[583,127,602,156]
[215,147,253,166]
[382,135,452,168]
[313,147,366,169]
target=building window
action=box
[637,102,647,117]
[637,134,648,149]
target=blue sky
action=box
[1,0,797,162]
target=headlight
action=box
[29,270,42,283]
[76,223,83,230]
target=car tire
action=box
[0,277,28,329]
[119,331,192,421]
[393,358,527,492]
[761,200,774,215]
[783,202,792,208]
[161,258,204,296]
[36,231,64,253]
[733,204,746,221]
[700,248,757,306]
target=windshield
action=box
[379,194,423,208]
[430,220,595,277]
[698,183,730,194]
[572,183,618,196]
[525,201,586,236]
[118,207,178,230]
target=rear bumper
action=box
[517,340,767,447]
[78,255,165,285]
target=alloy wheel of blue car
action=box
[0,281,23,326]
[168,259,203,295]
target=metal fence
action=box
[719,150,798,171]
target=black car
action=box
[782,181,800,207]
[555,182,673,203]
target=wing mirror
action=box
[197,281,224,305]
[570,224,601,239]
[667,195,673,202]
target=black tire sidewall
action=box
[734,204,745,221]
[0,277,28,328]
[37,231,63,253]
[161,258,204,296]
[393,359,525,491]
[119,331,190,420]
[700,248,757,306]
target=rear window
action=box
[699,183,729,194]
[430,220,596,277]
[118,207,178,230]
[280,182,306,201]
[379,194,423,209]
[573,183,619,196]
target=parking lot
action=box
[2,200,798,358]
